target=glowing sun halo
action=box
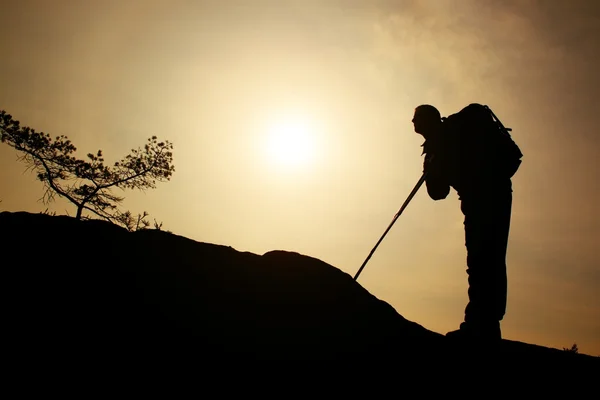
[266,117,316,167]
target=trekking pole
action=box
[354,172,427,281]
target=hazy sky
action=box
[1,0,599,355]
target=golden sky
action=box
[1,0,599,355]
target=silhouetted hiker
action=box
[412,103,522,343]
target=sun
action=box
[265,116,316,167]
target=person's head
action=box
[412,104,442,138]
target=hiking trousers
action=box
[459,182,512,324]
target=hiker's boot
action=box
[445,320,502,343]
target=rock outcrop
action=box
[1,211,597,371]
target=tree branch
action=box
[16,143,82,208]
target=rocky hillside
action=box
[1,211,597,370]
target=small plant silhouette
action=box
[563,343,579,353]
[0,110,174,228]
[115,210,167,232]
[40,208,57,216]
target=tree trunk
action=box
[76,205,83,220]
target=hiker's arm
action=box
[423,153,450,200]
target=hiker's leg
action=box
[461,186,512,326]
[490,191,511,321]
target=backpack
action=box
[444,103,523,179]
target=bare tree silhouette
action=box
[0,110,174,227]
